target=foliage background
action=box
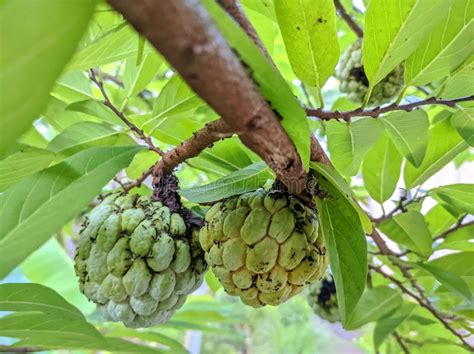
[0,0,473,353]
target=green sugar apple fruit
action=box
[199,189,328,307]
[74,193,207,328]
[308,274,339,323]
[336,39,404,106]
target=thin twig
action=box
[393,331,410,354]
[394,217,472,257]
[89,69,164,155]
[0,346,42,353]
[370,265,473,351]
[334,0,363,38]
[306,95,474,121]
[371,192,427,224]
[434,218,473,241]
[92,68,154,110]
[123,164,155,193]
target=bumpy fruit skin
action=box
[336,39,404,106]
[199,189,328,307]
[74,193,207,328]
[308,274,339,323]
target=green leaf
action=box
[346,286,403,330]
[414,263,472,302]
[428,252,474,293]
[0,149,55,192]
[0,283,84,320]
[205,270,222,293]
[52,71,94,104]
[0,0,96,154]
[243,5,278,55]
[0,146,143,278]
[146,75,205,131]
[105,328,187,354]
[2,314,159,352]
[47,121,121,153]
[404,113,468,188]
[67,24,152,72]
[180,162,271,203]
[0,286,159,352]
[274,0,339,94]
[67,100,126,127]
[363,0,448,88]
[405,0,474,86]
[123,52,163,99]
[443,223,474,243]
[315,178,367,326]
[326,118,385,176]
[311,161,373,234]
[22,239,94,314]
[201,0,311,171]
[373,303,417,349]
[0,312,105,348]
[379,211,432,258]
[382,110,429,167]
[362,132,402,203]
[425,204,457,236]
[432,183,474,215]
[436,240,474,252]
[451,108,474,146]
[43,97,98,131]
[437,57,474,99]
[242,0,276,21]
[125,150,158,179]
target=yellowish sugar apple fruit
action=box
[74,193,207,328]
[308,274,340,323]
[336,39,404,106]
[199,189,328,307]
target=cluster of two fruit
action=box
[75,189,330,327]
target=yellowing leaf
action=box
[274,0,339,93]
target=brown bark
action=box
[154,119,232,178]
[216,0,273,63]
[107,0,306,194]
[306,95,474,121]
[333,0,364,38]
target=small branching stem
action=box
[306,95,474,121]
[393,331,410,354]
[333,0,364,38]
[89,69,164,156]
[369,265,473,351]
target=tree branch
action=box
[370,265,473,351]
[107,0,307,194]
[393,331,410,354]
[153,119,232,179]
[306,95,474,121]
[89,69,164,155]
[0,346,42,353]
[217,0,274,63]
[92,68,153,110]
[334,0,363,38]
[123,119,232,192]
[434,219,473,241]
